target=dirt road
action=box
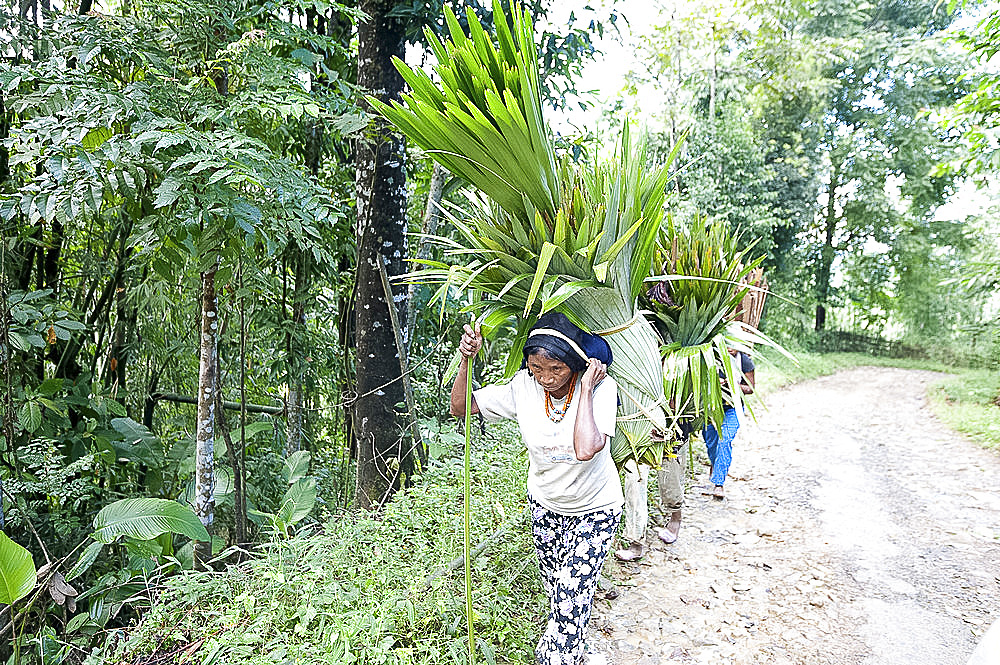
[591,367,1000,664]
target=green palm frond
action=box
[374,3,679,466]
[649,220,792,433]
[370,4,557,227]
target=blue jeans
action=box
[703,407,740,486]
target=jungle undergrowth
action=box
[95,421,545,665]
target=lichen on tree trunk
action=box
[353,0,413,511]
[194,264,218,566]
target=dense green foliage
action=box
[627,0,998,354]
[0,0,997,662]
[0,0,616,660]
[98,423,543,665]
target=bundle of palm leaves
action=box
[370,4,678,466]
[647,220,788,433]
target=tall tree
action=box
[353,0,412,510]
[194,258,219,565]
[805,0,965,330]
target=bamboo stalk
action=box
[150,392,284,415]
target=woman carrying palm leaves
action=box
[451,313,618,665]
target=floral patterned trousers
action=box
[529,495,621,665]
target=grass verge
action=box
[755,350,1000,452]
[927,369,1000,452]
[97,423,544,665]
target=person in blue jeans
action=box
[704,348,755,499]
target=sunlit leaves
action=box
[0,533,36,606]
[1,1,350,282]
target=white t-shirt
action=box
[473,369,623,516]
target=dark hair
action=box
[521,312,612,374]
[524,341,587,373]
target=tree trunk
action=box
[709,22,717,122]
[285,119,322,457]
[353,0,411,511]
[237,277,249,545]
[0,93,8,187]
[815,159,840,332]
[336,252,355,464]
[57,219,131,380]
[106,273,135,396]
[0,254,11,530]
[285,248,309,457]
[406,162,446,349]
[142,365,162,429]
[214,357,247,547]
[43,219,62,293]
[0,97,11,525]
[194,264,218,566]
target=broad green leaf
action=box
[66,612,93,634]
[36,378,64,396]
[92,498,209,544]
[111,417,159,447]
[0,532,36,605]
[81,127,112,150]
[66,541,104,582]
[281,450,310,484]
[18,401,42,433]
[111,418,164,467]
[276,477,317,528]
[228,420,272,442]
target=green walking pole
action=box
[462,323,478,665]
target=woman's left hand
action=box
[580,357,607,391]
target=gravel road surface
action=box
[590,367,1000,665]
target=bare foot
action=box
[657,510,681,544]
[614,541,645,562]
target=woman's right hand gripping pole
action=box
[450,321,482,417]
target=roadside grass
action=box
[754,350,1000,452]
[927,369,1000,452]
[101,423,544,665]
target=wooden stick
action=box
[151,392,284,415]
[377,258,424,456]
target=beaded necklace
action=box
[544,374,577,423]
